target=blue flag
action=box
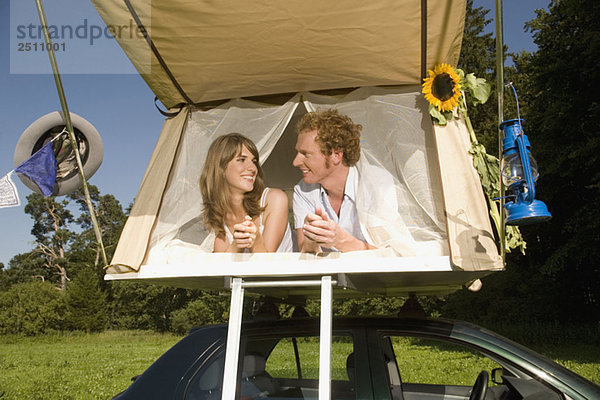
[15,141,57,197]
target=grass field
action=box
[0,331,182,400]
[0,330,598,399]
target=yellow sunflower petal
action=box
[421,63,462,112]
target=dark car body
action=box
[113,317,600,400]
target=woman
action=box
[200,133,293,252]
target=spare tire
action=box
[13,111,103,196]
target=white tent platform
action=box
[104,249,498,298]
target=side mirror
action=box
[491,367,504,384]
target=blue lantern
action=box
[500,119,551,225]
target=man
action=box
[292,109,376,253]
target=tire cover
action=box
[13,111,103,196]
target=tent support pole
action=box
[222,277,336,400]
[223,278,245,400]
[494,0,506,264]
[319,276,333,400]
[34,0,108,267]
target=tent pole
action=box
[319,276,333,400]
[223,278,245,400]
[494,0,506,264]
[34,0,108,267]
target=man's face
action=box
[292,129,334,185]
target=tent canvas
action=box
[90,0,467,107]
[94,0,503,297]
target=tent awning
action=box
[90,0,466,108]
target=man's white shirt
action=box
[293,166,367,250]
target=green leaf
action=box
[506,225,526,254]
[464,73,491,105]
[429,104,448,125]
[442,110,454,121]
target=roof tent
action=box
[94,0,503,298]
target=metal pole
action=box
[34,0,108,266]
[319,276,333,400]
[241,279,337,288]
[494,0,506,263]
[223,278,245,400]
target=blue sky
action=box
[0,0,550,266]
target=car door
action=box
[179,321,375,400]
[367,329,504,400]
[239,327,372,400]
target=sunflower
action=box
[422,63,462,112]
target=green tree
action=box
[107,282,197,331]
[513,0,600,322]
[458,0,524,157]
[66,185,127,299]
[14,186,126,292]
[0,263,7,290]
[68,185,127,270]
[0,281,66,335]
[170,292,229,334]
[2,251,49,287]
[444,0,600,325]
[23,193,74,290]
[65,268,107,332]
[458,0,500,155]
[5,186,131,332]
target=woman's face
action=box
[224,144,258,194]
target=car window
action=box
[384,335,565,400]
[184,352,225,400]
[389,336,500,386]
[383,335,505,400]
[243,335,355,400]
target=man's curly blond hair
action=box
[296,109,362,166]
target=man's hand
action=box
[301,208,374,252]
[302,208,338,248]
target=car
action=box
[112,315,600,400]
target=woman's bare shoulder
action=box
[265,188,289,209]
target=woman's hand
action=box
[232,216,258,249]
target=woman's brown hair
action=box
[199,133,265,236]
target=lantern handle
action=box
[505,82,522,125]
